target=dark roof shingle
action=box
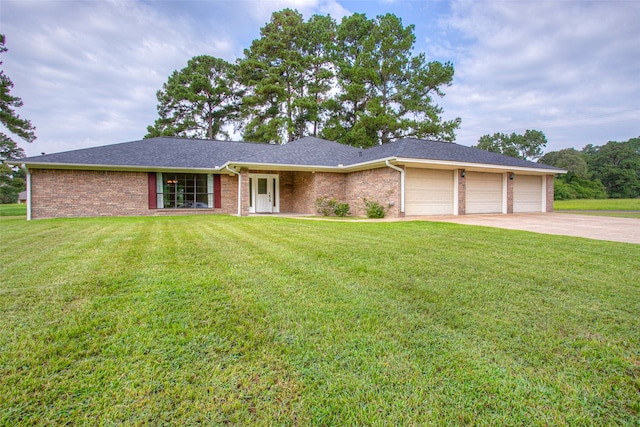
[17,136,563,172]
[237,136,361,166]
[357,138,560,170]
[19,137,275,169]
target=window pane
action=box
[258,178,267,194]
[159,173,212,209]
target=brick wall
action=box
[220,174,237,214]
[291,172,315,214]
[240,169,250,216]
[315,172,347,201]
[30,169,239,219]
[30,169,150,219]
[506,172,514,214]
[546,175,554,212]
[345,167,402,218]
[458,169,466,215]
[278,171,295,213]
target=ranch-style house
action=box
[11,136,564,220]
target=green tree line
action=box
[146,9,460,147]
[539,137,640,200]
[474,130,639,200]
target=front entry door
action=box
[256,177,273,213]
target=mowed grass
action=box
[1,215,639,425]
[0,203,26,217]
[555,198,640,211]
[559,212,640,218]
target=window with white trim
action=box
[156,173,214,208]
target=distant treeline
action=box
[539,137,639,200]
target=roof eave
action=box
[229,158,401,172]
[10,161,222,174]
[9,157,566,175]
[393,157,567,174]
[228,161,352,172]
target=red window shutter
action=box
[214,174,222,208]
[148,173,157,209]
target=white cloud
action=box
[2,0,237,155]
[246,0,350,24]
[2,0,637,157]
[437,0,640,150]
[2,0,356,156]
[315,0,351,20]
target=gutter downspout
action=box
[21,164,31,220]
[224,165,241,216]
[385,160,405,213]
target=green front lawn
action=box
[554,198,640,211]
[0,203,26,217]
[559,212,640,218]
[1,216,639,425]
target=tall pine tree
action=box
[238,9,335,144]
[0,34,35,203]
[322,13,459,147]
[146,56,243,140]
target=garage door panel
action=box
[466,172,503,214]
[406,169,454,215]
[514,175,542,212]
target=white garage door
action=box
[514,175,542,212]
[466,172,503,214]
[405,168,454,215]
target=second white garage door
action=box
[405,168,454,215]
[514,175,543,212]
[466,172,503,214]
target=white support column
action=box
[502,173,508,214]
[23,165,31,221]
[453,170,459,216]
[541,175,547,213]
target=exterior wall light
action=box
[460,169,466,177]
[509,173,515,180]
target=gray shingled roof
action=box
[357,138,561,170]
[235,136,362,166]
[16,136,562,171]
[18,137,275,169]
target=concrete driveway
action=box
[418,213,640,244]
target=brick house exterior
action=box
[457,169,466,216]
[29,169,240,219]
[30,169,149,219]
[546,175,555,213]
[13,136,564,220]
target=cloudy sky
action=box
[2,0,639,157]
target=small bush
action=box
[315,197,337,216]
[363,198,386,219]
[315,197,350,217]
[334,202,351,217]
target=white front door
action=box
[250,174,279,214]
[256,177,273,213]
